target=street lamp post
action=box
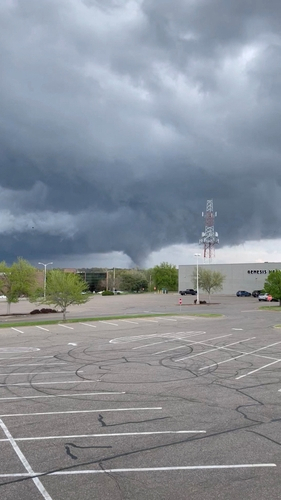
[194,253,201,305]
[38,262,53,299]
[113,267,116,292]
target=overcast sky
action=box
[1,0,281,269]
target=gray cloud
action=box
[1,0,281,266]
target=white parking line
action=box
[0,348,40,353]
[164,331,206,337]
[236,359,281,379]
[138,319,158,323]
[176,337,255,361]
[0,464,275,478]
[0,391,126,401]
[0,371,80,376]
[11,328,24,333]
[174,335,233,361]
[35,326,50,331]
[252,354,280,361]
[175,316,195,320]
[200,341,281,371]
[160,318,177,322]
[6,363,66,367]
[99,321,119,326]
[49,464,276,474]
[132,336,191,350]
[158,331,207,341]
[0,419,53,500]
[120,320,139,325]
[0,430,206,442]
[135,334,233,353]
[153,345,187,355]
[58,324,74,330]
[0,356,52,360]
[110,331,207,345]
[0,407,163,418]
[110,333,171,344]
[0,380,96,387]
[79,323,96,328]
[131,332,209,351]
[132,335,191,350]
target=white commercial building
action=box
[178,262,281,295]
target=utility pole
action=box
[194,253,201,305]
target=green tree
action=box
[42,270,90,320]
[263,270,281,306]
[119,270,148,293]
[192,268,225,303]
[151,262,178,291]
[0,258,38,314]
[144,269,153,292]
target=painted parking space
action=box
[0,382,276,487]
[2,326,281,384]
[0,310,281,499]
[169,335,281,380]
[6,315,200,337]
[107,328,281,382]
[0,402,277,500]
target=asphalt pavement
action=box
[0,294,281,499]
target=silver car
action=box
[258,293,278,302]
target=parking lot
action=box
[0,295,281,499]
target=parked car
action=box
[258,293,278,302]
[236,290,251,297]
[179,288,197,296]
[252,290,262,298]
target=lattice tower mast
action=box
[199,199,219,262]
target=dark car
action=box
[179,288,197,296]
[236,290,251,297]
[252,290,262,297]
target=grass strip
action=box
[258,306,281,311]
[0,312,222,329]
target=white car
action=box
[0,295,6,299]
[258,293,278,302]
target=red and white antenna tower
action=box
[199,199,219,262]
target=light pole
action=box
[38,262,53,299]
[194,253,201,305]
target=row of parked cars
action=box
[236,290,278,301]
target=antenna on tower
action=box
[199,199,219,262]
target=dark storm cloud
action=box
[1,0,281,265]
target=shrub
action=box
[30,308,57,315]
[102,290,114,296]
